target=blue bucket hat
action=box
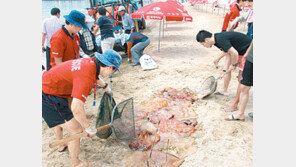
[64,10,88,29]
[96,49,122,73]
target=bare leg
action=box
[60,118,94,167]
[220,54,232,95]
[53,126,67,151]
[224,71,243,112]
[234,84,251,120]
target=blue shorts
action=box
[42,92,73,128]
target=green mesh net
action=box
[111,97,136,141]
[96,92,116,139]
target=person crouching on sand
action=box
[42,49,122,167]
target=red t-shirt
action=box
[50,26,81,67]
[222,4,240,31]
[42,58,97,103]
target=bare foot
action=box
[73,161,95,167]
[213,59,219,69]
[58,144,67,152]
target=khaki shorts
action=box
[101,37,115,53]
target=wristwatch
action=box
[232,62,240,67]
[102,83,108,89]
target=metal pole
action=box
[223,5,226,17]
[158,20,161,52]
[135,19,139,32]
[166,20,167,28]
[162,18,164,37]
[218,6,219,15]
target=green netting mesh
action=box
[111,97,136,141]
[96,92,116,139]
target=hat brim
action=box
[64,15,88,29]
[96,54,122,73]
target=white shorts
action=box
[101,37,115,53]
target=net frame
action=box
[111,97,137,141]
[198,76,217,98]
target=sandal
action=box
[225,114,245,121]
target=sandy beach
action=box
[42,2,253,167]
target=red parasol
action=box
[131,1,192,22]
[131,1,193,51]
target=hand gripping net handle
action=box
[198,69,231,99]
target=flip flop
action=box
[223,107,235,112]
[225,114,245,121]
[248,112,253,118]
[214,91,225,96]
[58,146,68,152]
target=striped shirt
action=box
[42,16,64,48]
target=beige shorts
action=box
[101,37,115,53]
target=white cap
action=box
[118,6,126,12]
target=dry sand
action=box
[42,2,253,167]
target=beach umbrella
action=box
[131,1,193,51]
[165,0,186,12]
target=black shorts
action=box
[42,92,73,128]
[240,60,253,86]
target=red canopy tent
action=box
[131,1,193,51]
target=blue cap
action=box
[96,50,122,73]
[64,10,88,29]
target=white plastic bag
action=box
[139,54,158,71]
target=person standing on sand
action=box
[42,49,122,167]
[50,10,87,68]
[225,43,253,121]
[118,6,135,34]
[196,30,252,113]
[213,0,248,69]
[229,0,254,39]
[42,7,64,71]
[93,7,116,53]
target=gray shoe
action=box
[248,112,253,118]
[132,62,140,66]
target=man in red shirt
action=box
[42,49,122,167]
[222,0,247,31]
[50,10,88,69]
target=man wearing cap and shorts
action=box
[50,10,88,68]
[93,7,115,53]
[42,49,122,167]
[196,30,252,112]
[42,7,64,71]
[226,43,253,121]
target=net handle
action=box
[49,124,111,148]
[215,69,231,80]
